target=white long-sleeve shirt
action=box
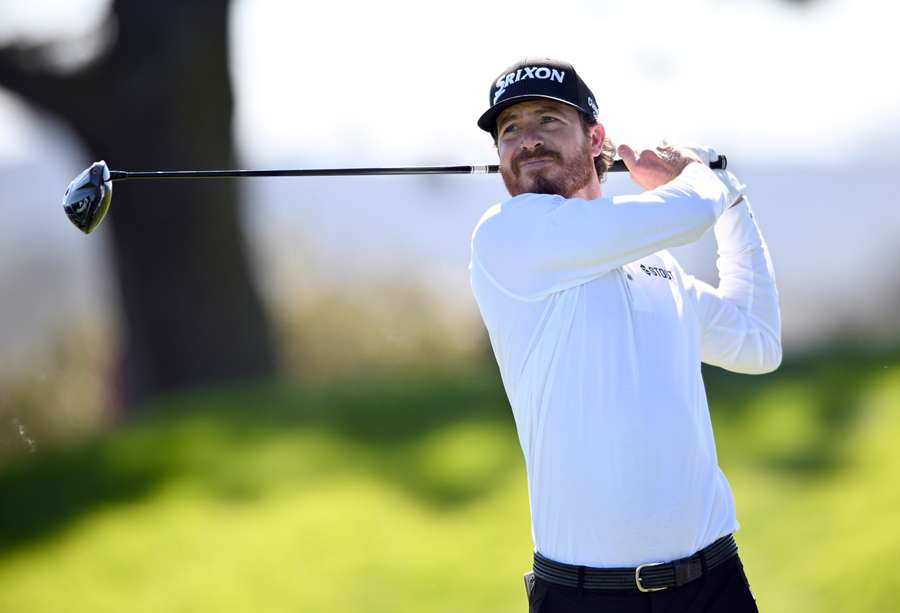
[468,163,781,568]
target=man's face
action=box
[495,99,601,198]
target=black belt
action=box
[533,534,738,593]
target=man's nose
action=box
[519,126,544,150]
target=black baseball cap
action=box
[477,57,600,134]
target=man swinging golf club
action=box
[469,58,780,612]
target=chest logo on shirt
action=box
[640,264,674,281]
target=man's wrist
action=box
[713,169,746,209]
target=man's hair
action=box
[580,113,616,184]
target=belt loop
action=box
[577,565,585,598]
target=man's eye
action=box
[541,116,558,124]
[501,124,518,136]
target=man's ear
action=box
[590,123,606,158]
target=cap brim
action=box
[477,94,590,134]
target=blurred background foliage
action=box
[2,0,899,612]
[2,337,899,612]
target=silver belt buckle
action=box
[635,562,668,592]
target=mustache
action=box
[512,147,561,173]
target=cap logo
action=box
[493,66,566,104]
[587,96,599,116]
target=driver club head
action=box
[63,161,113,234]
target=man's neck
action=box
[568,178,602,200]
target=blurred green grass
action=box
[1,351,899,613]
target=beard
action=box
[500,139,595,198]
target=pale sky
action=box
[228,0,900,167]
[1,0,899,360]
[0,0,898,167]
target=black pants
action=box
[528,556,759,613]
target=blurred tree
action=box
[0,2,278,411]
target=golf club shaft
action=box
[108,156,727,181]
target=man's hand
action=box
[617,142,703,191]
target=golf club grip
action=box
[609,155,726,173]
[107,155,726,181]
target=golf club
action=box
[62,156,727,234]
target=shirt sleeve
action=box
[684,197,783,374]
[470,163,731,301]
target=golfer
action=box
[469,58,780,613]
